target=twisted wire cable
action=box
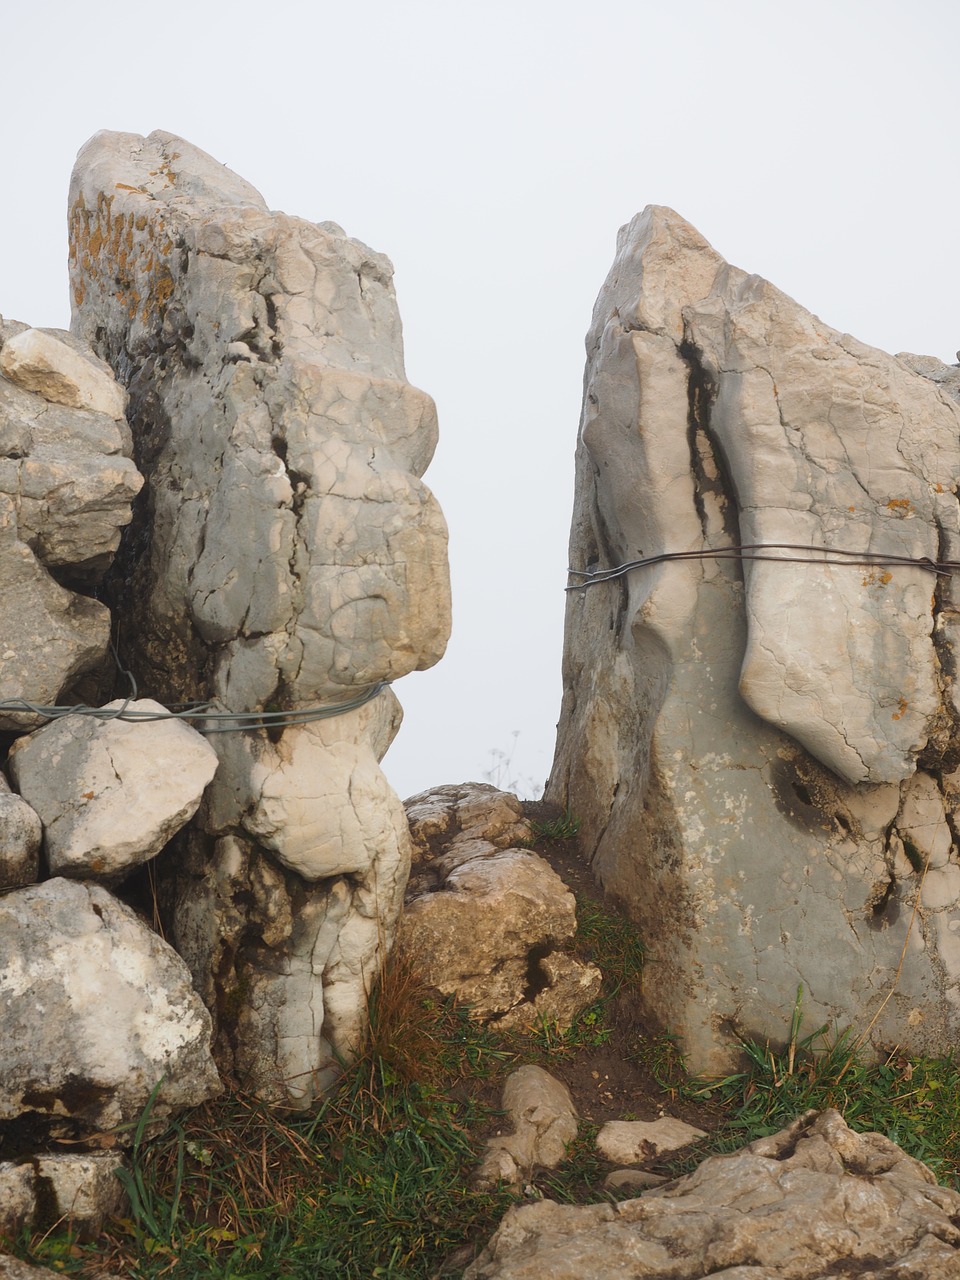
[566,541,959,589]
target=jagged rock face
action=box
[549,206,960,1071]
[0,879,220,1132]
[465,1110,960,1279]
[0,318,142,727]
[67,131,451,1105]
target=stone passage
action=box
[68,131,451,1105]
[548,205,960,1071]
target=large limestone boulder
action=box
[0,878,221,1132]
[8,700,218,880]
[465,1110,960,1279]
[548,206,960,1070]
[68,131,451,1105]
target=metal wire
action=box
[0,681,389,733]
[567,541,959,589]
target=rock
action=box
[0,317,140,733]
[0,498,111,730]
[897,351,960,404]
[400,784,601,1030]
[595,1117,707,1165]
[0,878,221,1132]
[548,205,960,1071]
[0,1258,69,1280]
[405,783,534,872]
[7,700,218,881]
[0,1153,126,1238]
[0,327,126,419]
[464,1109,960,1279]
[494,952,603,1034]
[399,848,580,1020]
[0,322,142,582]
[476,1066,578,1189]
[68,131,450,1105]
[0,1164,35,1237]
[177,694,413,1101]
[602,1169,668,1193]
[0,774,41,889]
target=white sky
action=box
[2,0,958,799]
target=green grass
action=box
[9,929,960,1277]
[659,991,960,1185]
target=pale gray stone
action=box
[465,1110,960,1279]
[0,1257,67,1280]
[476,1066,578,1189]
[548,205,960,1071]
[0,878,221,1130]
[0,774,41,889]
[0,1154,127,1236]
[595,1117,707,1165]
[7,700,218,880]
[0,1164,35,1236]
[0,327,126,419]
[68,131,450,1106]
[0,324,141,580]
[0,497,110,730]
[34,1153,127,1234]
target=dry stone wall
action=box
[549,205,960,1071]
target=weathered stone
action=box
[0,317,140,734]
[176,694,412,1103]
[0,1257,67,1280]
[0,1164,35,1237]
[7,700,218,881]
[0,774,41,889]
[0,1154,126,1238]
[602,1169,668,1193]
[494,952,603,1034]
[0,498,111,730]
[465,1110,960,1279]
[0,323,142,581]
[68,131,450,1106]
[548,205,960,1070]
[0,328,126,420]
[400,783,600,1030]
[405,783,534,871]
[399,848,579,1020]
[476,1066,578,1190]
[0,879,221,1131]
[595,1117,707,1165]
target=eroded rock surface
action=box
[476,1066,578,1190]
[399,785,601,1029]
[0,318,141,728]
[0,774,41,890]
[68,130,450,1105]
[8,701,218,880]
[549,206,960,1070]
[465,1110,960,1279]
[0,878,220,1132]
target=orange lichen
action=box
[886,498,912,512]
[892,697,909,721]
